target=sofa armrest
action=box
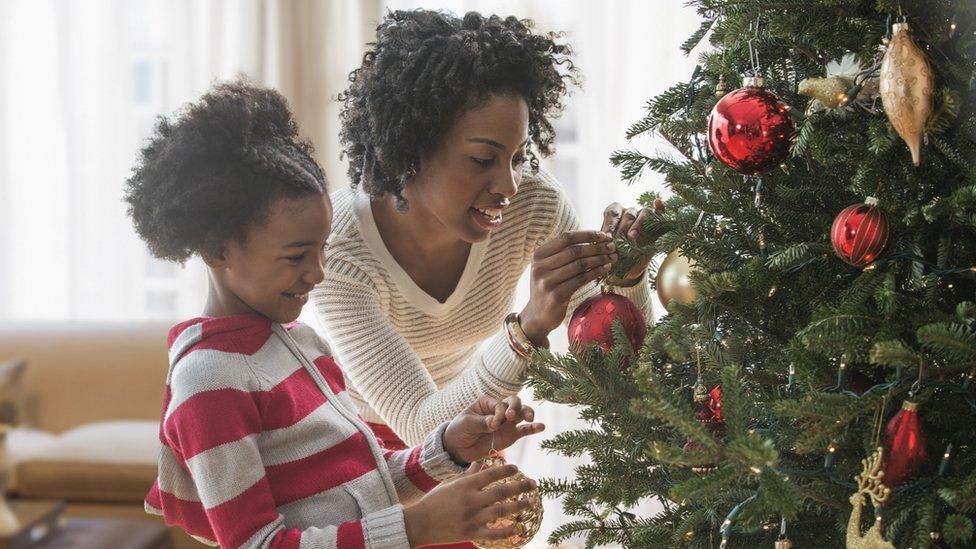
[0,322,170,433]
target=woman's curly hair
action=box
[339,9,579,207]
[124,79,327,263]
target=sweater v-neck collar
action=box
[353,190,488,317]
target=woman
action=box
[312,9,653,450]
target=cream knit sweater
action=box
[312,169,649,445]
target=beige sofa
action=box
[0,321,197,547]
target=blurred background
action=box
[0,1,702,545]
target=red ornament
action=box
[830,197,891,267]
[883,400,928,486]
[568,288,647,361]
[707,386,723,422]
[707,77,796,175]
[694,385,724,434]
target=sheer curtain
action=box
[0,0,381,322]
[1,1,702,546]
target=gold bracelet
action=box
[504,312,534,358]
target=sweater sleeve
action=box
[159,354,410,549]
[381,422,468,504]
[313,260,527,446]
[536,174,652,322]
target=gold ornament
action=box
[715,74,727,98]
[845,447,895,549]
[693,380,709,404]
[880,22,934,166]
[474,456,543,549]
[774,536,793,549]
[799,53,881,112]
[799,75,853,109]
[655,250,697,311]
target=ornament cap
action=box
[891,22,911,34]
[901,400,918,412]
[865,196,879,206]
[742,76,765,88]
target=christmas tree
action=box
[527,1,976,547]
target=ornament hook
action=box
[746,11,763,76]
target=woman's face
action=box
[404,92,530,243]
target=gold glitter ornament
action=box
[879,22,935,166]
[799,75,852,108]
[474,455,543,549]
[845,447,895,549]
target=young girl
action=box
[125,80,543,548]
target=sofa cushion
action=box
[14,421,159,504]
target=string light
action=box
[863,263,877,272]
[768,286,779,298]
[750,466,762,474]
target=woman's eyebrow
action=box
[467,137,531,150]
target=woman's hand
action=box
[442,395,544,465]
[519,230,617,345]
[601,202,655,284]
[403,462,538,547]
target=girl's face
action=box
[210,193,332,323]
[404,92,530,243]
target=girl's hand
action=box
[520,230,617,345]
[601,202,654,284]
[442,395,544,465]
[403,463,538,547]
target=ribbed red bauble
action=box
[883,399,928,487]
[830,196,891,267]
[707,76,796,175]
[568,288,647,362]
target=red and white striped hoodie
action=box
[145,314,466,548]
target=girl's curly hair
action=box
[124,79,327,263]
[339,9,579,207]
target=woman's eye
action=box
[471,157,493,167]
[285,253,305,263]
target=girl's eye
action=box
[471,157,493,167]
[285,253,305,264]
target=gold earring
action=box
[406,164,418,178]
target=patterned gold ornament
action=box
[474,456,543,549]
[880,22,934,166]
[845,447,895,549]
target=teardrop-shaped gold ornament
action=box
[879,22,934,166]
